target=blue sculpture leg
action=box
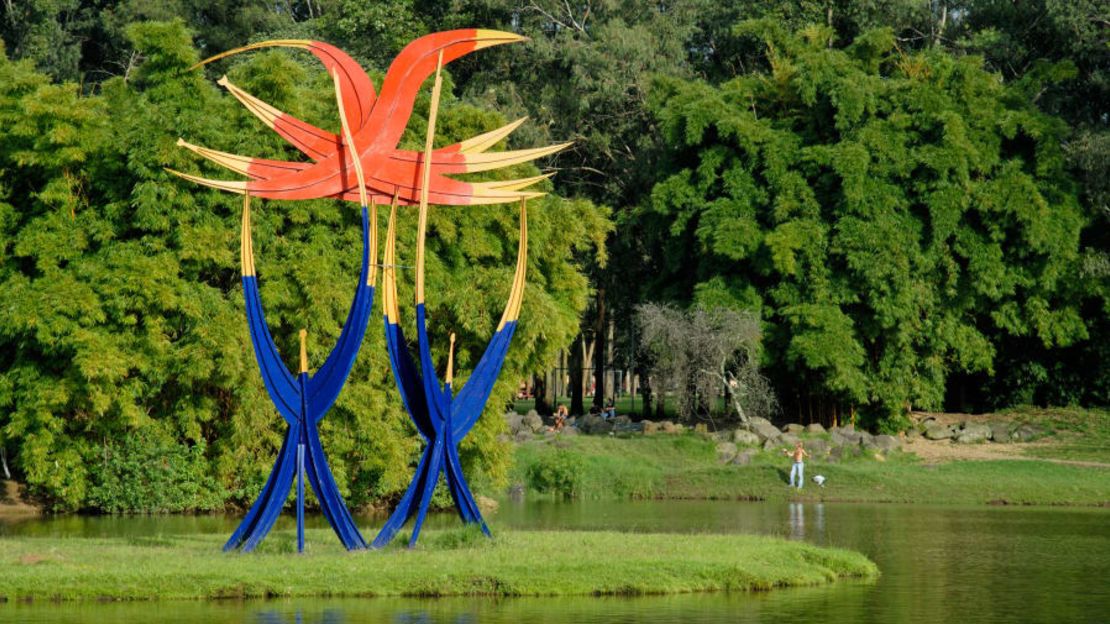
[297,443,305,553]
[408,438,446,548]
[241,441,299,552]
[224,427,295,551]
[371,445,433,549]
[304,425,366,549]
[445,442,489,535]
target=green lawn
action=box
[1008,406,1110,463]
[513,433,1110,506]
[0,528,875,601]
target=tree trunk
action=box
[569,333,586,415]
[533,373,551,416]
[592,288,607,409]
[640,371,653,420]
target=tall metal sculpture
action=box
[175,30,560,552]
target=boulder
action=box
[506,412,524,434]
[782,423,805,434]
[904,428,922,441]
[523,412,544,433]
[805,423,827,435]
[694,423,709,435]
[716,442,739,464]
[732,449,758,466]
[748,420,782,442]
[804,438,829,457]
[956,422,992,444]
[585,414,616,435]
[642,420,659,434]
[989,422,1012,443]
[780,433,800,447]
[828,431,851,447]
[829,444,859,463]
[873,434,900,452]
[514,430,532,444]
[762,438,781,452]
[743,416,775,431]
[733,429,761,447]
[924,424,954,440]
[1011,424,1043,442]
[560,426,579,436]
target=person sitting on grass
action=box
[552,404,568,431]
[783,441,809,490]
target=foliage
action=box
[637,303,775,423]
[0,21,608,511]
[638,23,1087,426]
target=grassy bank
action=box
[513,434,1110,506]
[0,528,875,601]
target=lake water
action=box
[1,500,1107,623]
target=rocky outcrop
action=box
[733,429,761,447]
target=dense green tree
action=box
[640,22,1086,428]
[0,20,607,511]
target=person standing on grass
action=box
[783,441,809,489]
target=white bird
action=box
[813,475,826,487]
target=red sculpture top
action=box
[171,29,567,205]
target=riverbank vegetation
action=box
[512,415,1110,507]
[0,528,876,601]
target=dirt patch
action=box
[0,481,40,516]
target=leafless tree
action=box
[637,303,776,425]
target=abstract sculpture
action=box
[175,29,559,552]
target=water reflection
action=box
[2,501,1108,624]
[256,609,344,624]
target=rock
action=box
[873,434,900,452]
[839,430,863,445]
[924,424,954,440]
[829,444,859,462]
[989,422,1012,443]
[514,430,532,443]
[732,449,758,466]
[523,412,544,433]
[905,428,922,441]
[476,496,499,514]
[716,442,739,463]
[579,414,613,435]
[956,422,992,444]
[660,421,679,434]
[747,420,782,442]
[694,423,709,435]
[733,429,761,447]
[612,415,632,427]
[782,423,805,434]
[762,438,781,452]
[642,420,659,434]
[1011,424,1043,442]
[829,431,851,447]
[804,438,829,457]
[743,416,775,431]
[506,412,524,434]
[805,423,826,434]
[566,416,576,427]
[560,426,579,436]
[780,433,800,447]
